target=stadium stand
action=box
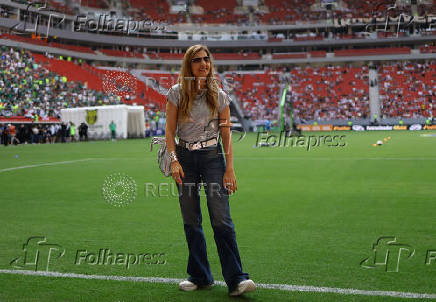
[50,43,95,54]
[0,47,168,121]
[32,54,104,91]
[128,0,187,24]
[272,53,307,60]
[379,61,435,119]
[128,0,169,19]
[154,52,185,60]
[421,45,436,53]
[190,0,242,24]
[289,65,370,121]
[34,54,165,106]
[260,0,317,24]
[99,48,144,58]
[308,51,327,58]
[80,0,109,9]
[2,43,433,124]
[0,0,435,133]
[10,0,76,15]
[1,33,49,47]
[0,47,120,120]
[10,0,428,25]
[341,0,393,18]
[224,71,282,121]
[334,47,411,57]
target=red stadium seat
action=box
[272,53,307,59]
[334,47,411,57]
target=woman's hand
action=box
[223,168,237,194]
[171,161,184,185]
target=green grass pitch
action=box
[0,131,435,301]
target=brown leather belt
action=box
[178,137,218,151]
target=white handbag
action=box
[150,137,172,177]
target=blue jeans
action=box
[175,142,249,292]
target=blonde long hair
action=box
[177,45,219,122]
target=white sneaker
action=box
[178,280,198,291]
[229,279,256,296]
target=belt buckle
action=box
[189,142,200,151]
[187,138,216,151]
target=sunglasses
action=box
[191,56,210,63]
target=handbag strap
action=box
[150,136,166,151]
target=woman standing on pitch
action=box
[165,44,255,296]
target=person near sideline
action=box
[9,124,20,145]
[79,122,88,141]
[17,124,26,144]
[1,124,9,146]
[31,124,39,144]
[109,121,116,141]
[165,44,255,296]
[49,124,56,144]
[70,122,76,143]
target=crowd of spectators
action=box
[8,0,435,26]
[220,66,371,124]
[1,45,434,133]
[341,0,413,19]
[0,47,121,120]
[379,61,435,119]
[190,8,248,25]
[288,65,369,121]
[144,105,166,137]
[0,122,89,146]
[225,71,282,121]
[257,0,435,25]
[255,0,318,25]
[0,46,167,143]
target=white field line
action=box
[1,157,434,174]
[237,157,436,161]
[0,269,435,299]
[0,158,98,173]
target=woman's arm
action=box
[165,101,178,154]
[165,100,184,184]
[219,105,237,193]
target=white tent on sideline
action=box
[60,105,145,139]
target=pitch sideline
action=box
[0,269,435,299]
[0,158,99,173]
